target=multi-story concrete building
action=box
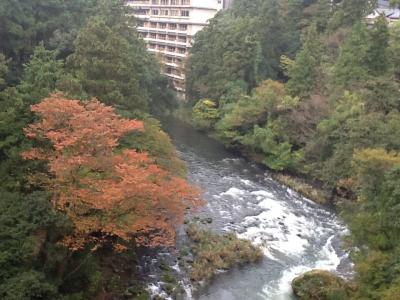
[127,0,230,98]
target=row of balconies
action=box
[147,43,187,55]
[141,33,188,44]
[138,21,188,31]
[138,27,188,37]
[129,0,190,6]
[134,8,190,18]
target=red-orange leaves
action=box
[23,94,201,251]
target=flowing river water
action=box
[148,117,353,300]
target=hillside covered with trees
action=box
[188,0,400,298]
[0,0,203,298]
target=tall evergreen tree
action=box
[334,22,370,87]
[367,16,390,76]
[286,24,322,96]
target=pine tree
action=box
[286,24,322,96]
[334,22,370,87]
[367,16,390,76]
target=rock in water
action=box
[292,270,351,300]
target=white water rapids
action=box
[148,117,353,300]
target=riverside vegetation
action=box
[2,0,400,299]
[187,0,400,299]
[0,0,264,299]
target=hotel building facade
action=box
[127,0,230,97]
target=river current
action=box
[153,117,352,300]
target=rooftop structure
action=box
[128,0,229,99]
[367,0,400,24]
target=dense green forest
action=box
[188,0,400,298]
[0,0,194,299]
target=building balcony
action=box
[143,37,188,47]
[137,26,189,36]
[164,61,184,68]
[147,48,187,58]
[163,72,185,80]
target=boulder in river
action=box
[292,270,351,300]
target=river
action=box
[152,117,352,300]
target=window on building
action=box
[150,22,157,28]
[179,24,187,30]
[168,23,177,30]
[168,46,176,52]
[135,9,148,15]
[159,34,166,40]
[171,0,179,5]
[160,9,169,16]
[159,23,167,29]
[159,45,166,50]
[168,35,176,41]
[160,0,169,4]
[177,48,186,54]
[181,10,189,17]
[181,0,190,5]
[152,0,159,4]
[150,33,157,39]
[178,36,187,43]
[170,9,179,16]
[152,10,159,15]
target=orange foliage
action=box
[23,93,201,250]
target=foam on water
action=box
[220,187,246,198]
[239,191,314,258]
[262,225,346,299]
[153,118,352,299]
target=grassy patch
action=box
[292,270,352,300]
[186,225,263,283]
[274,174,331,205]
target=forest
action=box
[187,0,400,298]
[1,0,400,299]
[0,0,205,298]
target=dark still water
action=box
[158,117,352,300]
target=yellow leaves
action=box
[350,148,400,196]
[353,148,400,169]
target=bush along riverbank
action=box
[185,224,263,285]
[292,270,353,300]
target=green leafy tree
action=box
[0,191,69,300]
[19,44,65,101]
[192,99,220,131]
[241,124,303,171]
[334,22,370,87]
[256,0,289,79]
[186,15,259,101]
[0,54,8,90]
[0,0,98,78]
[0,44,66,190]
[286,24,322,96]
[328,0,377,30]
[366,16,390,76]
[389,22,400,79]
[216,80,286,140]
[67,1,171,115]
[67,17,148,114]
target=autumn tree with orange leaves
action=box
[22,93,201,251]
